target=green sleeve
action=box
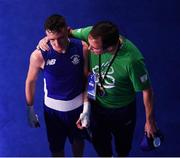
[71,26,92,43]
[128,59,151,91]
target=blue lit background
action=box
[0,0,179,156]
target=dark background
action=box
[0,0,179,156]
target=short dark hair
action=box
[44,14,67,32]
[90,21,119,49]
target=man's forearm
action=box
[143,87,158,137]
[143,88,155,122]
[25,80,36,106]
[71,26,92,42]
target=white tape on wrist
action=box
[83,101,90,114]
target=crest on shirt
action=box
[70,55,80,65]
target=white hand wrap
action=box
[80,101,91,128]
[27,106,40,128]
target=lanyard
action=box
[98,42,121,88]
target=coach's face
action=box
[88,35,105,55]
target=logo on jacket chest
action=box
[70,54,80,65]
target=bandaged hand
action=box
[80,112,90,128]
[27,106,40,128]
[76,102,90,129]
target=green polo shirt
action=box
[72,27,151,108]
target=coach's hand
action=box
[36,36,49,51]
